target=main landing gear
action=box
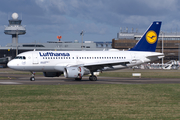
[89,72,97,81]
[30,72,35,81]
[75,75,97,81]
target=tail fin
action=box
[129,21,162,52]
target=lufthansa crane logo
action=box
[146,30,157,44]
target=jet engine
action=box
[43,72,62,77]
[64,67,85,78]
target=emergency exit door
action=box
[32,53,39,64]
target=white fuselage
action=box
[7,50,164,72]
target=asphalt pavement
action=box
[0,68,180,85]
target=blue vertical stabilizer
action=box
[129,21,162,52]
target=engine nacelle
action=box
[64,67,85,78]
[43,72,62,77]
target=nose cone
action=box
[7,60,18,70]
[7,60,14,69]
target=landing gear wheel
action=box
[89,75,97,81]
[30,77,35,81]
[30,71,35,81]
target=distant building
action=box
[112,32,180,63]
[0,13,112,67]
[0,41,112,58]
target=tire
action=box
[89,75,97,81]
[30,77,35,81]
[89,75,93,81]
[92,76,97,81]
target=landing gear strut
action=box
[89,72,97,81]
[30,72,35,81]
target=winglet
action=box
[129,21,162,52]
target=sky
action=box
[0,0,180,46]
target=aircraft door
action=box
[32,53,39,64]
[131,53,143,64]
[131,53,137,59]
[131,53,138,64]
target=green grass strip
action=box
[0,84,180,119]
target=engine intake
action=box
[64,67,85,78]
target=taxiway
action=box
[0,68,180,85]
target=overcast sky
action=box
[0,0,180,46]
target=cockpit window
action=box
[14,56,26,60]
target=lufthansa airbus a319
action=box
[7,21,164,81]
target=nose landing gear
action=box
[30,72,35,81]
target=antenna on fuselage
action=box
[34,40,36,51]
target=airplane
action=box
[7,21,164,81]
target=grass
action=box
[0,84,180,119]
[99,69,180,78]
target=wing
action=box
[69,60,130,72]
[54,59,130,72]
[84,60,129,67]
